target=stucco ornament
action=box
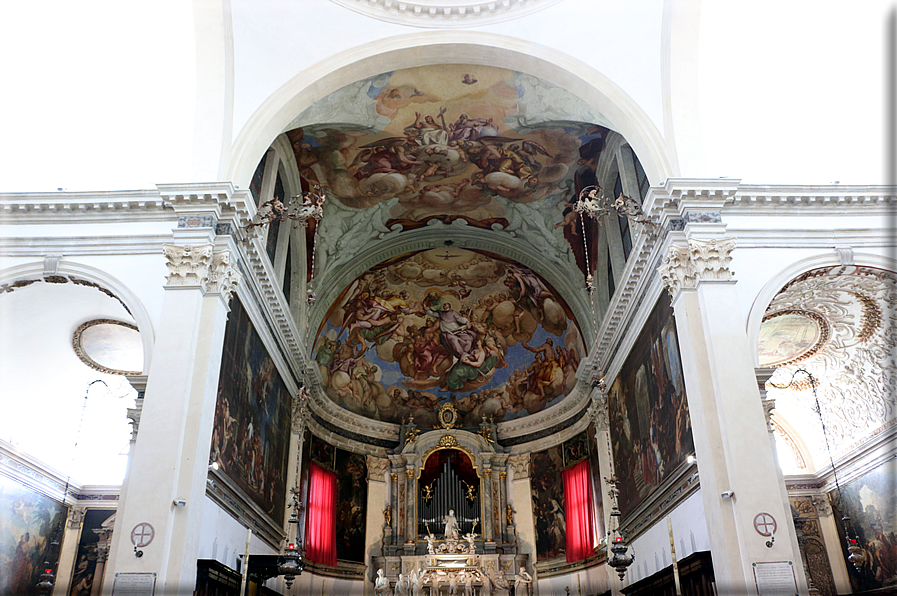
[506,453,529,479]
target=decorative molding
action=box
[657,244,694,297]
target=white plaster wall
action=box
[698,0,891,184]
[537,564,610,596]
[229,0,665,142]
[0,1,197,192]
[285,571,365,596]
[1,1,889,192]
[619,489,710,588]
[197,496,278,572]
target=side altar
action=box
[371,413,531,595]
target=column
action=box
[404,464,417,553]
[587,383,623,595]
[364,456,389,595]
[104,240,241,595]
[658,223,808,595]
[90,523,114,596]
[52,507,85,596]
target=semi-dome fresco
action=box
[314,248,584,426]
[286,64,630,279]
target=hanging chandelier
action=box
[245,184,326,306]
[604,475,635,581]
[573,185,655,294]
[769,368,867,572]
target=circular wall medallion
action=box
[753,513,777,537]
[130,522,155,547]
[758,310,829,367]
[73,319,143,375]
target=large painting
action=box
[314,248,584,426]
[286,64,624,277]
[830,461,897,592]
[608,297,693,518]
[211,298,292,522]
[531,444,566,561]
[307,436,367,563]
[69,509,115,596]
[530,431,597,562]
[0,476,67,596]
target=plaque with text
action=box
[111,572,156,596]
[752,561,797,595]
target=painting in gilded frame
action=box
[211,298,291,522]
[607,297,693,518]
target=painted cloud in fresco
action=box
[314,248,584,426]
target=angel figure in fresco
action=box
[462,73,477,85]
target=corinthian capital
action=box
[506,454,530,479]
[658,244,696,295]
[163,243,214,286]
[688,238,736,282]
[202,250,241,302]
[162,244,240,301]
[366,455,390,480]
[658,237,736,298]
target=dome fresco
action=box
[314,248,584,426]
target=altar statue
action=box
[374,569,390,596]
[462,571,474,596]
[443,509,459,539]
[426,532,437,554]
[514,567,532,596]
[410,569,422,596]
[463,531,477,553]
[395,573,410,596]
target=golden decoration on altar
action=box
[437,402,459,429]
[437,434,460,448]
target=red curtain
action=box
[305,462,337,566]
[563,459,595,563]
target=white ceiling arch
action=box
[225,30,676,191]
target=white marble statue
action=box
[443,509,459,539]
[375,568,390,596]
[462,571,474,596]
[448,572,458,595]
[463,531,477,553]
[426,532,437,554]
[395,573,410,596]
[411,569,423,596]
[513,567,532,596]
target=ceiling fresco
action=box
[286,64,620,278]
[314,248,584,426]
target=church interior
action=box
[0,1,893,595]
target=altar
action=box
[371,413,531,595]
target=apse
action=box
[314,248,584,426]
